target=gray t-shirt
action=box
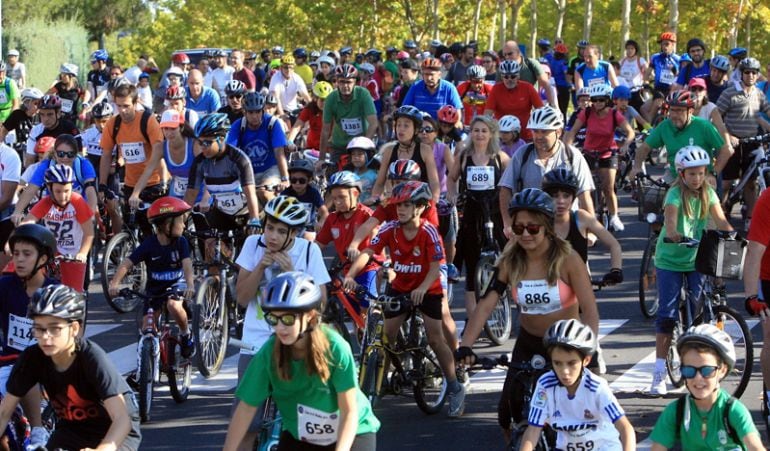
[498,141,594,194]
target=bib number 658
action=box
[304,422,335,435]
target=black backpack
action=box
[111,109,152,145]
[515,143,575,191]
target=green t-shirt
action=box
[645,116,725,179]
[235,326,380,442]
[323,86,376,150]
[0,78,19,122]
[655,184,719,271]
[650,389,758,450]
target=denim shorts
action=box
[655,267,704,333]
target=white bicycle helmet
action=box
[543,319,597,357]
[317,56,335,67]
[588,84,613,99]
[576,87,591,98]
[498,115,521,133]
[261,272,322,313]
[59,63,79,77]
[358,63,375,75]
[677,323,736,370]
[674,145,710,172]
[527,106,564,130]
[20,87,44,101]
[264,195,310,228]
[466,64,487,80]
[499,60,521,75]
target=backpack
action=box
[236,115,279,150]
[111,109,152,145]
[674,394,742,448]
[583,107,619,132]
[516,143,575,191]
[576,61,611,84]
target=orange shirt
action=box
[99,112,164,188]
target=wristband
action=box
[280,176,289,182]
[99,183,109,192]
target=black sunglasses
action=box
[228,94,243,99]
[512,223,543,235]
[420,127,435,133]
[743,70,758,75]
[680,365,719,379]
[265,312,299,327]
[56,150,77,158]
[197,138,218,148]
[503,74,519,79]
[290,177,308,184]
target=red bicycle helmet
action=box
[421,58,442,71]
[658,32,677,43]
[172,52,190,65]
[666,89,694,108]
[437,105,460,123]
[390,181,432,205]
[388,159,422,181]
[165,85,186,100]
[148,196,192,224]
[335,63,358,79]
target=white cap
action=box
[7,49,19,57]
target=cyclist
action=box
[0,61,19,124]
[342,136,379,205]
[645,32,680,94]
[648,146,733,395]
[292,47,314,87]
[186,69,221,116]
[565,87,592,149]
[612,85,651,132]
[672,38,711,90]
[689,77,729,139]
[358,63,382,121]
[521,319,635,451]
[567,40,589,106]
[344,181,466,417]
[268,55,311,120]
[0,284,142,450]
[617,40,648,111]
[403,58,463,122]
[24,94,80,167]
[232,196,330,450]
[47,63,84,124]
[390,59,420,109]
[230,49,257,93]
[499,106,595,239]
[447,116,510,319]
[225,272,378,451]
[19,136,52,204]
[498,115,526,157]
[436,105,466,153]
[574,45,619,91]
[455,188,599,441]
[287,81,332,153]
[727,48,748,85]
[499,41,555,107]
[85,49,111,109]
[319,64,378,170]
[165,85,200,134]
[457,65,492,126]
[281,159,328,239]
[563,83,635,232]
[649,324,763,450]
[108,196,195,357]
[157,109,203,200]
[207,50,234,100]
[21,164,94,292]
[706,55,730,103]
[218,80,247,124]
[484,60,543,142]
[225,92,290,201]
[0,87,43,152]
[6,50,24,90]
[445,44,475,85]
[0,224,59,448]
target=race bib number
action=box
[172,177,189,197]
[620,67,635,82]
[215,191,245,215]
[7,314,34,351]
[565,440,595,451]
[516,280,561,315]
[466,166,494,191]
[587,78,603,87]
[121,142,146,164]
[297,404,339,446]
[61,98,74,114]
[0,90,7,105]
[660,69,675,85]
[340,118,363,136]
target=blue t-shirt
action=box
[30,157,96,196]
[650,52,681,91]
[551,58,570,88]
[675,60,711,86]
[577,61,611,88]
[225,114,288,175]
[0,275,59,357]
[129,235,190,295]
[186,86,221,115]
[759,81,770,122]
[281,185,324,226]
[403,79,463,120]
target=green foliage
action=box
[3,18,90,91]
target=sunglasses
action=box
[290,177,308,184]
[512,223,543,235]
[503,74,519,79]
[743,70,758,75]
[228,94,243,99]
[680,365,719,379]
[420,127,435,133]
[56,150,77,158]
[197,138,218,148]
[592,98,609,103]
[265,312,299,327]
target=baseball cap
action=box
[688,77,707,90]
[159,110,183,128]
[7,49,19,57]
[35,136,56,154]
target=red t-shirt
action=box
[368,220,444,294]
[458,81,493,126]
[317,204,379,272]
[578,107,625,156]
[748,188,770,281]
[484,81,543,141]
[372,200,439,227]
[29,193,93,256]
[298,106,324,150]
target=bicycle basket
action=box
[637,180,667,221]
[694,230,747,280]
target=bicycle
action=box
[615,130,650,193]
[323,260,374,358]
[120,288,196,423]
[462,190,512,346]
[723,133,770,220]
[635,172,670,318]
[584,150,613,231]
[662,236,753,399]
[357,294,448,414]
[0,392,31,451]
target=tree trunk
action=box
[473,0,483,42]
[498,0,507,48]
[432,0,440,39]
[489,8,498,51]
[400,0,419,42]
[583,0,593,41]
[668,0,679,33]
[511,0,525,41]
[727,0,746,48]
[552,0,566,40]
[620,0,631,54]
[530,0,537,56]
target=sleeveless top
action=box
[511,278,578,315]
[432,141,448,193]
[459,152,502,198]
[388,141,429,184]
[163,137,196,198]
[566,212,588,263]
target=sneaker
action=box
[29,426,50,449]
[648,370,667,396]
[447,383,466,418]
[456,366,470,388]
[609,215,625,232]
[447,263,459,281]
[180,334,195,359]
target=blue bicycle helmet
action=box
[194,113,231,138]
[508,188,555,218]
[612,85,632,100]
[710,55,730,72]
[243,92,266,112]
[45,164,76,185]
[91,49,109,62]
[542,168,579,196]
[328,171,362,191]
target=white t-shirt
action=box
[618,57,646,88]
[210,66,235,98]
[137,86,153,109]
[697,101,718,122]
[268,72,309,112]
[528,368,625,450]
[0,144,21,208]
[234,235,331,354]
[81,125,103,156]
[124,66,143,85]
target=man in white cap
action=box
[6,50,24,90]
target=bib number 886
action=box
[567,441,594,451]
[524,293,550,304]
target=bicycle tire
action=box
[193,276,229,378]
[325,296,359,357]
[138,338,155,423]
[475,253,511,345]
[412,348,448,415]
[167,333,192,403]
[666,321,685,389]
[638,238,659,318]
[101,232,145,313]
[359,348,382,408]
[707,305,753,399]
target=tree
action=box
[620,0,631,54]
[584,0,593,40]
[552,0,567,40]
[668,0,679,34]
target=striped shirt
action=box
[716,84,770,138]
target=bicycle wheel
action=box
[359,347,383,408]
[412,348,448,414]
[193,276,229,378]
[666,320,685,389]
[475,253,511,346]
[138,339,155,423]
[638,238,659,318]
[166,334,192,403]
[708,305,753,398]
[324,296,358,356]
[101,232,146,313]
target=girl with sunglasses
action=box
[455,188,599,443]
[226,272,379,451]
[280,159,328,241]
[649,324,763,450]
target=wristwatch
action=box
[280,176,289,182]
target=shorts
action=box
[437,203,458,244]
[722,141,760,181]
[277,430,376,451]
[583,151,619,170]
[354,269,378,299]
[230,353,266,433]
[254,165,281,188]
[382,289,443,320]
[143,282,189,314]
[193,205,249,233]
[654,267,704,334]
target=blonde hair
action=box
[273,310,331,383]
[673,173,710,219]
[458,115,501,160]
[497,210,572,286]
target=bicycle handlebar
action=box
[739,133,770,144]
[118,287,186,301]
[635,172,670,189]
[663,236,700,248]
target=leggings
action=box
[277,431,376,451]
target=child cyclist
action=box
[343,137,379,206]
[0,284,141,450]
[649,146,734,395]
[343,181,466,418]
[280,159,328,240]
[498,115,526,158]
[224,272,379,451]
[650,324,764,450]
[21,164,94,292]
[108,196,196,358]
[521,319,635,451]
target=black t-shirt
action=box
[7,339,141,450]
[87,69,110,92]
[0,275,59,357]
[30,119,80,149]
[2,109,36,145]
[218,105,244,124]
[128,235,190,295]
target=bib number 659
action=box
[567,441,594,451]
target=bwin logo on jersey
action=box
[394,262,422,273]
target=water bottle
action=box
[145,308,155,334]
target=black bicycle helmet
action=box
[244,92,266,112]
[508,188,555,218]
[29,284,86,323]
[393,105,423,129]
[543,319,597,357]
[261,272,322,312]
[288,159,314,176]
[542,168,579,196]
[194,113,231,138]
[8,224,57,259]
